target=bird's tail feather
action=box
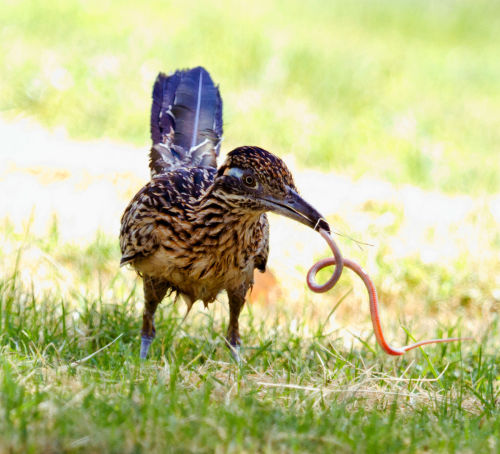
[149,67,223,175]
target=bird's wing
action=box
[119,181,164,267]
[149,67,223,176]
[119,168,216,267]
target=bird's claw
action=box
[140,334,154,360]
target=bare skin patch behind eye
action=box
[224,167,244,178]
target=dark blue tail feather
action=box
[149,67,223,175]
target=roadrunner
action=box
[120,67,329,359]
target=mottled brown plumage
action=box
[120,68,328,359]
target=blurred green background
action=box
[1,0,499,193]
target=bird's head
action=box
[214,146,330,232]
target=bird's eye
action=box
[244,175,256,187]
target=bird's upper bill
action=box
[215,146,330,233]
[259,187,330,233]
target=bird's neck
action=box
[196,189,262,228]
[183,188,267,276]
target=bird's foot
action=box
[228,344,241,364]
[140,334,154,360]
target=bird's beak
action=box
[260,187,330,233]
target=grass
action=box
[2,0,500,193]
[0,220,498,453]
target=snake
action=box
[307,228,470,356]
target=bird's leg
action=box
[226,288,247,363]
[140,276,169,359]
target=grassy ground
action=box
[2,0,500,193]
[0,214,498,453]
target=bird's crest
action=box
[149,67,223,176]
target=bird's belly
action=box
[133,246,253,304]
